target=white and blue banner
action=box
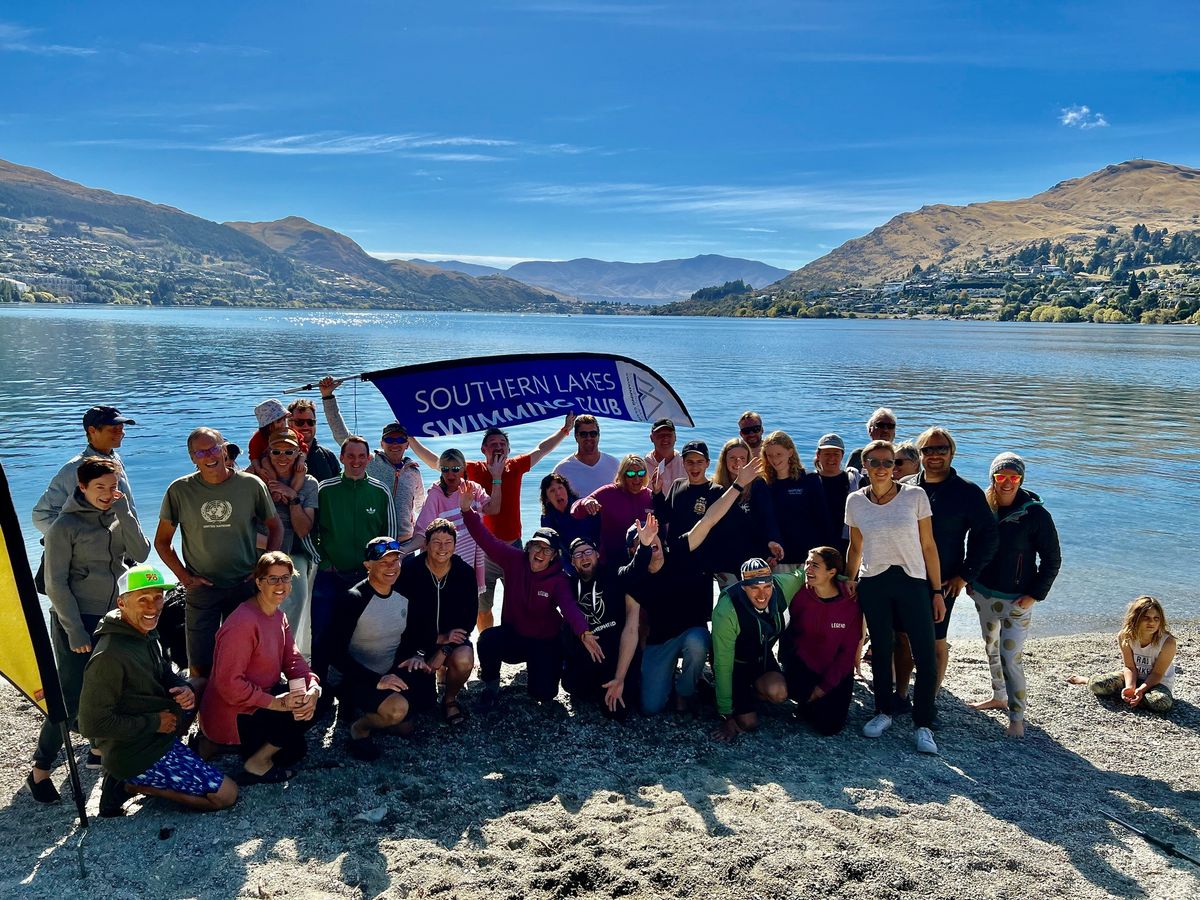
[361,352,693,437]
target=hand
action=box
[157,709,179,733]
[581,632,604,664]
[635,512,659,546]
[1016,594,1037,610]
[932,593,947,623]
[270,481,298,502]
[170,685,196,710]
[488,449,507,479]
[182,571,214,590]
[581,497,602,515]
[809,686,826,702]
[458,481,474,512]
[767,541,784,563]
[398,656,430,673]
[602,677,625,712]
[377,674,409,693]
[563,412,576,433]
[446,629,469,645]
[712,717,742,743]
[844,578,858,597]
[735,456,763,487]
[318,375,342,398]
[271,692,301,712]
[293,684,320,720]
[296,457,308,477]
[945,576,966,599]
[72,643,92,653]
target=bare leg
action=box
[755,672,788,706]
[443,645,474,705]
[476,610,494,634]
[242,742,282,777]
[970,698,1009,710]
[1006,720,1025,738]
[351,694,408,740]
[934,638,950,692]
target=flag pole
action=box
[282,374,362,395]
[61,724,89,827]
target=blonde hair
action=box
[714,438,751,488]
[1118,595,1172,648]
[614,454,647,486]
[761,431,804,483]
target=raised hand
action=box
[458,480,474,512]
[318,375,343,398]
[635,512,659,546]
[736,456,763,487]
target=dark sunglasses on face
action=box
[993,472,1022,485]
[740,424,762,435]
[269,448,298,457]
[441,465,463,473]
[291,418,316,426]
[920,444,951,456]
[577,430,600,438]
[366,540,403,560]
[872,422,897,430]
[625,469,648,478]
[865,457,896,468]
[382,435,409,444]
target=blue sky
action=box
[3,1,1198,269]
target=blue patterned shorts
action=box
[127,739,225,796]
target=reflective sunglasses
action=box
[269,448,298,457]
[740,424,763,435]
[625,468,648,478]
[992,472,1022,486]
[259,574,291,585]
[576,430,600,438]
[865,457,896,468]
[366,539,403,560]
[919,444,951,456]
[191,446,224,459]
[440,465,463,473]
[382,434,409,444]
[291,418,316,427]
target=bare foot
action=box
[1066,675,1088,685]
[970,698,1009,711]
[1006,720,1025,738]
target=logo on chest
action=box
[200,500,233,524]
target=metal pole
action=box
[60,723,89,828]
[282,374,361,395]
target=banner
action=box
[0,461,65,720]
[362,353,694,438]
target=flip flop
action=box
[236,764,294,786]
[442,700,466,726]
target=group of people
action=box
[23,392,1177,818]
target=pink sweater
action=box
[200,600,315,745]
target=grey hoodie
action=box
[44,489,151,647]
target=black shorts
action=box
[342,668,435,717]
[731,653,781,716]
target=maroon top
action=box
[783,582,862,693]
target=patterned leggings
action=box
[1087,672,1175,714]
[970,587,1033,721]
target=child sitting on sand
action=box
[1071,596,1177,714]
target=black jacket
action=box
[305,437,341,483]
[396,551,477,640]
[753,473,829,564]
[975,489,1061,601]
[328,578,437,685]
[901,468,998,584]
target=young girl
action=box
[1080,596,1177,714]
[248,398,307,493]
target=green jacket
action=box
[313,474,396,573]
[712,571,805,716]
[78,610,188,779]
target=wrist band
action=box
[732,482,745,494]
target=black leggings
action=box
[478,625,563,701]
[236,702,315,768]
[783,656,854,736]
[858,565,937,727]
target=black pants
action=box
[33,612,101,769]
[858,565,936,727]
[478,625,563,701]
[236,701,315,768]
[783,656,854,736]
[561,627,638,720]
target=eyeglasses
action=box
[740,424,763,435]
[366,540,403,560]
[576,430,600,438]
[919,444,951,456]
[871,421,897,430]
[382,435,409,444]
[992,472,1022,485]
[571,547,597,559]
[191,446,224,459]
[440,465,463,473]
[291,418,316,427]
[865,457,896,468]
[259,574,291,585]
[624,469,648,478]
[269,448,298,457]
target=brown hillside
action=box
[774,160,1200,290]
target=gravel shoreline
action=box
[1,623,1196,900]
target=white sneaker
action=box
[863,713,893,738]
[914,726,939,754]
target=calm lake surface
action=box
[1,305,1197,637]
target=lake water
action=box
[1,305,1198,637]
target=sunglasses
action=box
[191,446,224,459]
[576,430,600,438]
[259,574,291,585]
[366,539,403,560]
[440,465,463,473]
[740,424,763,435]
[291,418,316,426]
[269,448,298,457]
[625,469,648,478]
[872,422,897,430]
[865,457,896,468]
[920,444,951,456]
[993,472,1022,485]
[382,435,409,444]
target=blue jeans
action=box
[640,626,710,715]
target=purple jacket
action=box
[463,510,587,640]
[571,483,652,567]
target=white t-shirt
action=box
[844,483,932,579]
[552,452,620,499]
[1130,635,1176,689]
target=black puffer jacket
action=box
[974,489,1061,601]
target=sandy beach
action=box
[0,623,1196,900]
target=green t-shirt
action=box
[160,471,276,587]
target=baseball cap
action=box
[568,536,599,556]
[364,537,403,561]
[527,527,561,554]
[739,557,773,586]
[681,440,709,459]
[816,433,845,451]
[83,406,136,429]
[118,564,176,596]
[651,418,675,433]
[269,432,300,449]
[382,421,408,438]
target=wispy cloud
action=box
[370,252,551,268]
[1060,104,1109,129]
[0,21,95,56]
[138,41,270,57]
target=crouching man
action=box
[79,565,238,817]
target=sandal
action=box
[442,699,466,726]
[236,764,294,786]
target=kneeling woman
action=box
[462,485,603,712]
[711,558,806,741]
[780,547,861,735]
[200,552,321,784]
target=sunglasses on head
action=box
[740,424,762,435]
[993,472,1022,485]
[441,465,463,474]
[865,457,895,468]
[382,435,409,444]
[625,468,648,478]
[576,430,600,438]
[920,444,951,456]
[366,539,403,560]
[269,448,298,457]
[291,418,316,426]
